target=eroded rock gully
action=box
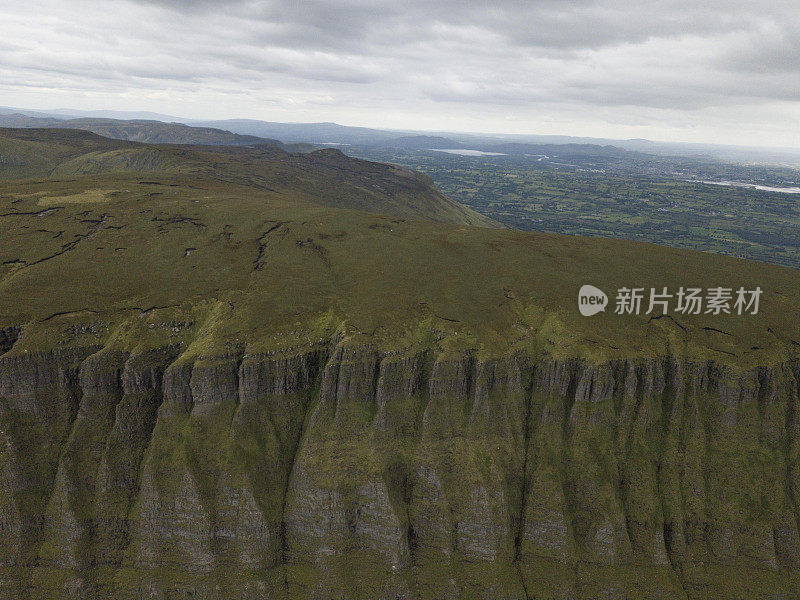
[0,340,799,599]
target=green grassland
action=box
[1,128,799,367]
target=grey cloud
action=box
[714,23,800,75]
[134,0,788,52]
[0,0,798,145]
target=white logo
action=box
[578,285,608,316]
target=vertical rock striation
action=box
[0,334,799,599]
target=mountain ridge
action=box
[0,128,493,227]
[5,106,800,161]
[0,114,315,151]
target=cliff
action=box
[1,331,799,599]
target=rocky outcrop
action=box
[1,336,799,599]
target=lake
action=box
[697,180,800,194]
[430,148,507,156]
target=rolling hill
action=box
[0,128,492,226]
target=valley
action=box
[347,144,800,269]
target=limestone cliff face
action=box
[1,338,799,600]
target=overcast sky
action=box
[1,0,799,147]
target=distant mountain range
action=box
[0,112,315,152]
[3,106,800,165]
[0,112,646,162]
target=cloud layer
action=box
[1,0,798,145]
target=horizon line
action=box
[3,104,800,155]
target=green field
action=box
[348,147,800,269]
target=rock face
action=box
[1,338,800,599]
